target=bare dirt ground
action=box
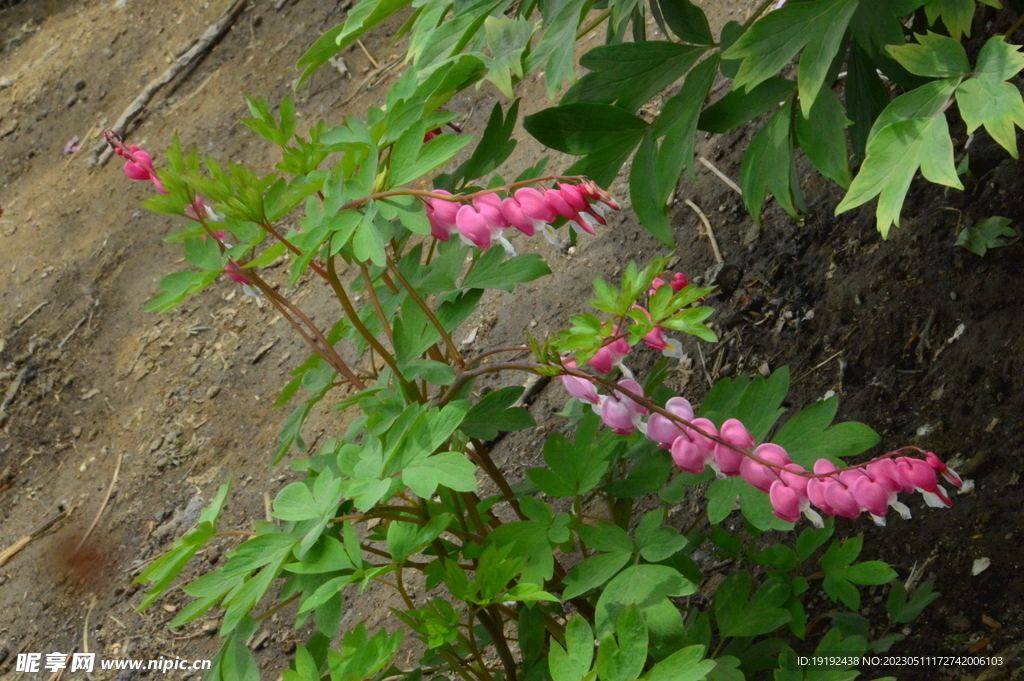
[1,1,1023,680]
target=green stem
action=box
[248,271,367,390]
[386,253,464,368]
[359,262,394,343]
[325,250,415,398]
[576,8,611,39]
[742,0,775,29]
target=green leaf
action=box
[563,42,707,113]
[549,616,595,681]
[524,103,648,155]
[595,564,696,640]
[836,76,963,238]
[642,645,714,681]
[597,605,648,681]
[698,78,796,134]
[481,16,534,98]
[461,249,552,291]
[456,100,520,183]
[399,359,457,386]
[796,88,853,189]
[526,423,615,498]
[821,537,897,610]
[956,38,1024,159]
[630,131,674,247]
[886,580,941,623]
[296,0,412,87]
[635,510,687,562]
[390,128,474,187]
[772,397,880,467]
[655,55,719,186]
[714,571,791,638]
[955,216,1018,256]
[886,32,969,78]
[460,386,536,440]
[145,270,220,313]
[656,0,712,45]
[135,482,231,609]
[846,44,891,159]
[562,551,633,600]
[741,100,799,225]
[402,451,477,497]
[923,0,975,40]
[721,0,859,115]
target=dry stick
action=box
[89,0,249,166]
[16,300,49,327]
[684,199,723,264]
[698,156,743,196]
[0,507,73,567]
[75,452,122,553]
[58,314,89,349]
[356,39,380,68]
[82,595,97,654]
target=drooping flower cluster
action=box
[556,371,963,528]
[425,181,620,256]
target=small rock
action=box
[0,640,9,665]
[0,78,13,89]
[102,48,114,59]
[972,557,991,576]
[206,385,220,399]
[66,95,78,108]
[86,156,98,169]
[72,426,83,438]
[73,79,86,91]
[165,430,181,444]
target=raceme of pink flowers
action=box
[425,181,620,255]
[556,373,963,528]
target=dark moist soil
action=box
[1,1,1023,680]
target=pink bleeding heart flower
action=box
[895,457,952,508]
[118,145,168,194]
[224,259,260,298]
[739,443,790,492]
[501,196,537,236]
[578,180,620,211]
[559,183,606,231]
[713,418,755,476]
[456,199,516,256]
[587,336,631,375]
[545,188,595,235]
[925,451,963,488]
[426,190,460,242]
[769,480,802,523]
[646,396,694,449]
[682,417,719,456]
[642,325,684,359]
[558,359,599,405]
[612,379,648,417]
[185,196,223,223]
[850,476,893,525]
[823,480,861,519]
[672,437,706,474]
[598,394,637,435]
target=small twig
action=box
[16,300,49,327]
[58,315,88,349]
[82,595,97,654]
[263,491,274,523]
[696,345,714,389]
[698,156,743,196]
[0,506,73,567]
[90,0,249,165]
[356,39,380,68]
[684,199,723,264]
[794,350,843,383]
[75,452,122,553]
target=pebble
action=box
[206,385,220,399]
[0,640,8,665]
[66,95,77,108]
[102,48,113,59]
[73,79,86,91]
